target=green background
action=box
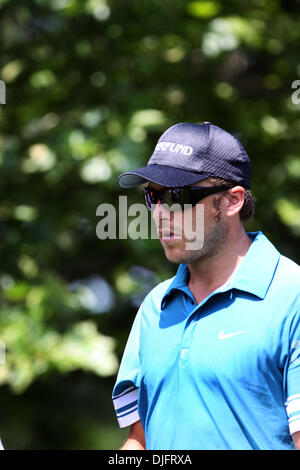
[0,0,299,449]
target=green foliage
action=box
[0,0,299,449]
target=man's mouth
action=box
[159,230,182,241]
[158,219,182,241]
[160,231,174,239]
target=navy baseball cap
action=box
[118,122,251,189]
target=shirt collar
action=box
[161,231,280,310]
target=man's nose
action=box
[152,200,171,222]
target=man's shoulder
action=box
[276,253,300,294]
[258,231,300,287]
[278,253,300,277]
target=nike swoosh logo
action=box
[218,329,245,340]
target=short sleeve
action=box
[285,309,300,435]
[112,306,142,428]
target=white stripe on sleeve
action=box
[286,397,300,416]
[288,416,300,435]
[113,388,139,413]
[286,394,300,435]
[113,386,140,428]
[117,407,140,428]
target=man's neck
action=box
[187,229,252,305]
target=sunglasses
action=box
[144,184,234,211]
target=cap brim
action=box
[118,164,208,188]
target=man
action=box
[112,122,300,450]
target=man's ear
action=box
[225,186,245,217]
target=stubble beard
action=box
[162,206,230,266]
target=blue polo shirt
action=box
[112,231,300,450]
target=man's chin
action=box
[162,239,206,265]
[162,243,189,264]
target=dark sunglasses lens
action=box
[145,188,191,210]
[163,190,176,207]
[144,189,154,209]
[144,188,175,210]
[176,188,191,208]
[144,185,232,210]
